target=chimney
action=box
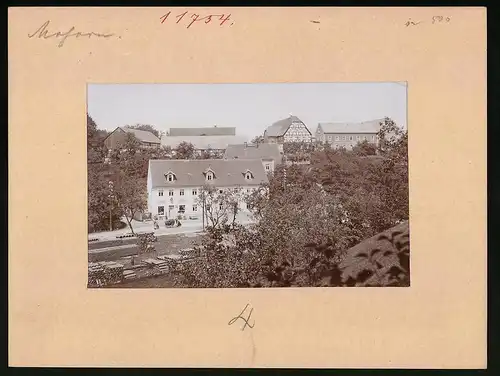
[289,112,293,118]
[244,142,248,149]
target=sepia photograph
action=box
[87,82,409,288]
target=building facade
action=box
[263,115,313,149]
[103,126,161,150]
[315,119,383,150]
[147,159,268,220]
[224,143,283,173]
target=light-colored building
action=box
[103,126,161,150]
[315,119,383,150]
[161,126,247,153]
[223,143,283,173]
[147,159,268,220]
[263,115,313,150]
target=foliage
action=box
[87,114,108,164]
[88,116,153,233]
[197,185,244,229]
[174,117,409,287]
[352,140,377,156]
[251,135,265,144]
[197,149,224,160]
[174,141,196,159]
[109,152,148,234]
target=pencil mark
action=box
[404,18,422,27]
[28,20,116,48]
[310,20,320,24]
[228,303,255,331]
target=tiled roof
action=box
[265,115,306,137]
[160,135,248,150]
[339,221,409,284]
[149,159,269,188]
[168,127,236,136]
[224,143,283,162]
[318,119,384,134]
[122,127,161,144]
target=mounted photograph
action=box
[87,82,409,288]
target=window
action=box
[328,135,332,141]
[246,188,250,193]
[349,136,353,141]
[342,136,346,141]
[192,205,198,212]
[219,203,224,210]
[247,203,251,209]
[219,189,223,194]
[356,136,360,140]
[245,173,252,180]
[335,136,340,141]
[372,135,376,140]
[180,189,184,196]
[158,190,164,197]
[178,205,185,213]
[192,189,197,195]
[265,164,270,171]
[233,188,238,192]
[168,190,174,196]
[207,172,213,181]
[167,174,174,182]
[157,206,165,216]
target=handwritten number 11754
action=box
[160,11,234,29]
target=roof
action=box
[148,159,269,188]
[161,135,248,150]
[224,143,283,162]
[122,127,161,144]
[168,127,236,137]
[318,119,384,134]
[265,115,308,137]
[339,221,409,285]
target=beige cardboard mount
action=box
[8,7,486,368]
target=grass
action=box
[88,238,138,250]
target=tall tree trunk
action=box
[124,210,136,235]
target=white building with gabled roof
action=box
[147,159,268,220]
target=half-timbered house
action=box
[263,115,313,150]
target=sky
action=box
[87,83,407,140]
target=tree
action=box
[111,166,147,235]
[197,185,241,229]
[126,124,161,139]
[174,141,196,159]
[251,135,264,144]
[352,140,377,156]
[170,122,409,288]
[87,114,107,164]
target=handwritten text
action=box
[405,16,451,27]
[28,20,117,48]
[160,11,234,29]
[228,304,255,331]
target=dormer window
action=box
[244,170,254,180]
[204,167,216,182]
[165,171,176,182]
